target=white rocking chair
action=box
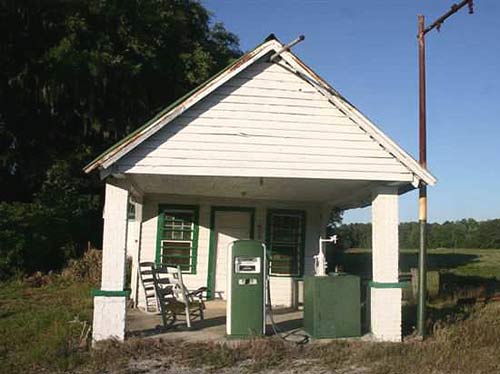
[151,265,206,328]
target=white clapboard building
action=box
[85,35,436,343]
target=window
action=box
[156,205,199,273]
[266,210,305,277]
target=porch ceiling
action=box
[128,174,413,209]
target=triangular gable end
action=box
[85,36,436,187]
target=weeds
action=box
[0,251,98,374]
[82,304,500,373]
[61,248,101,286]
[0,279,94,373]
[183,341,243,369]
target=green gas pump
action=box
[226,240,266,338]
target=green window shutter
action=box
[266,209,306,277]
[156,204,199,274]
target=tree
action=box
[0,0,241,201]
[327,208,344,230]
[336,218,500,251]
[0,0,241,277]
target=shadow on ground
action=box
[331,251,479,278]
[128,315,227,338]
[268,318,303,334]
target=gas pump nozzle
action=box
[314,235,338,276]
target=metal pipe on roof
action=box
[270,35,305,62]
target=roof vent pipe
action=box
[270,35,305,62]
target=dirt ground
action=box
[125,358,369,374]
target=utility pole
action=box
[417,0,474,338]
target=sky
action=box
[202,0,500,223]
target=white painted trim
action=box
[112,165,414,183]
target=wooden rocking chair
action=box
[151,265,206,329]
[138,261,159,313]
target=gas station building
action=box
[84,36,435,344]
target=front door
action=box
[213,209,253,299]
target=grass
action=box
[425,248,500,280]
[0,278,94,373]
[1,248,499,373]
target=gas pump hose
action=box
[266,274,310,345]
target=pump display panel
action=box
[234,256,261,274]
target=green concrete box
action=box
[304,274,361,339]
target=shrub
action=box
[0,160,102,280]
[62,248,102,286]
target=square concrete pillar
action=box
[370,187,402,342]
[128,198,143,308]
[92,179,129,343]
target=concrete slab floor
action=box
[127,300,304,342]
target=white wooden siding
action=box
[135,194,321,309]
[117,59,411,182]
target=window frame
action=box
[266,209,306,278]
[155,204,200,274]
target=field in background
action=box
[335,247,500,282]
[418,248,500,280]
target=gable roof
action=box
[84,35,436,186]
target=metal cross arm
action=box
[421,0,474,36]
